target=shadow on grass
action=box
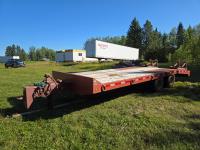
[0,97,27,116]
[0,97,51,117]
[137,85,200,102]
[0,82,199,121]
[1,85,144,120]
[184,114,200,131]
[61,62,78,67]
[0,83,151,120]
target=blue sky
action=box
[0,0,200,55]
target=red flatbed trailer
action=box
[23,66,190,109]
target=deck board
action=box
[73,67,163,83]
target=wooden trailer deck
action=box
[52,66,190,95]
[73,67,172,84]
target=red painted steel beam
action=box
[22,67,191,109]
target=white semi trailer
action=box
[85,40,139,60]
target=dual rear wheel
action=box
[151,75,175,92]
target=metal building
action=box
[56,49,86,62]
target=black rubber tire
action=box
[164,75,175,88]
[151,78,164,92]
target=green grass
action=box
[0,61,199,150]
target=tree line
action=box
[5,45,56,61]
[4,18,200,63]
[84,18,200,63]
[5,44,27,60]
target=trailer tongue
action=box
[23,66,190,109]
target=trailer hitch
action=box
[23,74,62,109]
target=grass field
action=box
[0,61,199,150]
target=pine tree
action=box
[169,27,177,48]
[5,46,12,56]
[5,44,16,56]
[15,45,21,56]
[11,44,16,56]
[185,26,195,42]
[162,33,168,48]
[20,49,27,60]
[126,18,142,49]
[176,22,185,48]
[29,46,37,61]
[142,20,153,49]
